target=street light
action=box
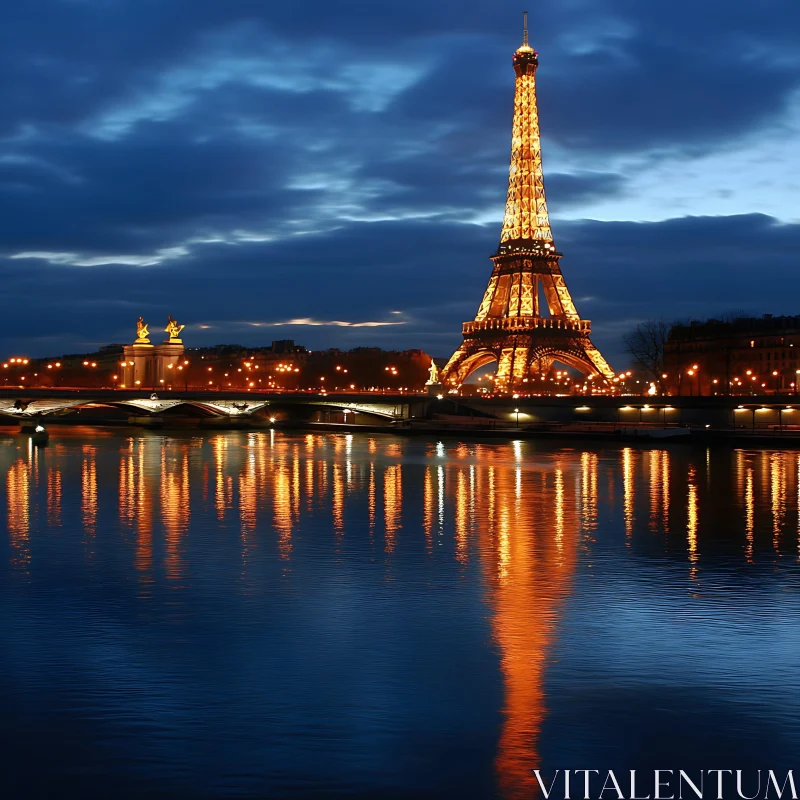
[514,407,520,428]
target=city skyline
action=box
[1,1,799,364]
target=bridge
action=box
[0,388,422,425]
[2,388,800,436]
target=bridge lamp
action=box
[135,380,141,386]
[514,407,520,428]
[436,394,444,400]
[270,417,276,424]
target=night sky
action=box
[1,0,798,366]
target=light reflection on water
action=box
[2,428,800,799]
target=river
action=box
[2,428,800,798]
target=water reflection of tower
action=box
[470,447,585,800]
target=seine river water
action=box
[2,428,800,799]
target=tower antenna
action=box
[522,11,528,47]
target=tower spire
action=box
[504,14,550,248]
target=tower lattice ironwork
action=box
[440,14,614,392]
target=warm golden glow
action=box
[273,454,294,557]
[500,69,553,244]
[744,465,755,562]
[580,452,598,534]
[687,466,698,566]
[423,466,434,551]
[332,461,345,538]
[47,468,62,528]
[622,448,634,541]
[7,459,30,568]
[439,33,615,389]
[455,469,469,563]
[213,436,231,520]
[81,445,98,539]
[161,444,190,580]
[770,453,786,551]
[383,464,402,553]
[484,455,579,799]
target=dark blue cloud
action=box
[0,0,798,363]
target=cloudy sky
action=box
[1,0,798,365]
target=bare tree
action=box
[623,319,673,386]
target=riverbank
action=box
[5,417,800,448]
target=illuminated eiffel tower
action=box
[440,14,614,393]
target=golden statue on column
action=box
[165,315,185,343]
[135,316,150,344]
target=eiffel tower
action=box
[440,13,615,393]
